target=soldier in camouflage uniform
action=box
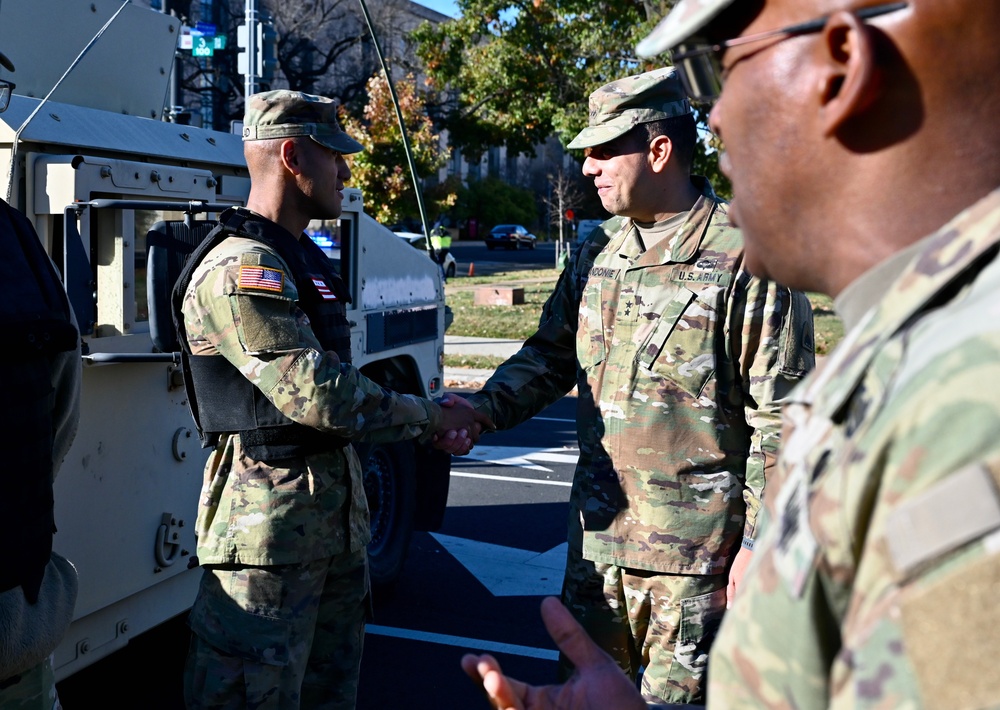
[634,0,1000,707]
[460,68,814,704]
[172,91,490,710]
[461,1,1000,708]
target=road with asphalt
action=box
[448,238,563,277]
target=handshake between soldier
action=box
[432,393,494,456]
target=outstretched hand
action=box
[460,597,647,710]
[434,393,494,455]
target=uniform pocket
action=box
[577,279,607,371]
[232,293,299,353]
[188,575,291,666]
[666,585,727,689]
[637,286,717,397]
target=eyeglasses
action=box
[670,2,907,103]
[0,79,14,113]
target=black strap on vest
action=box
[171,208,352,461]
[184,352,347,459]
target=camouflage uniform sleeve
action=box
[464,245,586,428]
[734,273,814,541]
[183,239,441,444]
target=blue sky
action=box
[413,0,461,18]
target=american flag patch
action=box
[312,277,337,301]
[238,265,284,293]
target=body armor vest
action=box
[172,207,353,461]
[0,202,78,603]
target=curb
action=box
[444,367,495,388]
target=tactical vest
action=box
[0,202,78,604]
[172,207,353,461]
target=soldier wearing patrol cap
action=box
[463,0,1000,708]
[452,67,814,704]
[173,90,491,709]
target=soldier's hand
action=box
[460,597,647,710]
[727,545,753,608]
[433,394,494,455]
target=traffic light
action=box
[260,22,277,83]
[236,20,277,80]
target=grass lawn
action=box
[446,277,561,340]
[807,293,844,356]
[446,271,845,355]
[443,353,508,369]
[453,268,563,286]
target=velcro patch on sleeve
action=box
[901,549,1000,710]
[311,277,337,301]
[885,463,1000,579]
[238,265,284,293]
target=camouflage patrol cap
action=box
[636,0,734,57]
[242,90,363,154]
[566,67,691,150]
[0,51,14,72]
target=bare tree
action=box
[542,166,585,245]
[269,0,418,104]
[170,0,426,129]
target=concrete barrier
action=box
[474,286,525,306]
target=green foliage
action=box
[454,177,538,232]
[414,1,663,159]
[340,71,455,225]
[412,0,729,194]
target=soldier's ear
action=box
[817,11,883,137]
[280,139,302,175]
[648,134,673,174]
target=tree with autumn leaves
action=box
[341,71,456,227]
[412,0,729,196]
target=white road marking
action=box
[431,533,567,597]
[451,471,572,487]
[457,445,580,472]
[365,625,559,661]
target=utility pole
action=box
[240,0,261,99]
[161,0,182,122]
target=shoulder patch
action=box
[238,265,284,293]
[886,463,1000,579]
[901,549,1000,710]
[311,277,337,301]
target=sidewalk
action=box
[443,334,523,387]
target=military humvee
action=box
[0,0,449,680]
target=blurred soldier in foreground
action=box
[464,0,1000,708]
[173,90,491,709]
[450,68,813,704]
[0,49,82,710]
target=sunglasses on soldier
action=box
[670,1,908,103]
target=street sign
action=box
[192,36,214,57]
